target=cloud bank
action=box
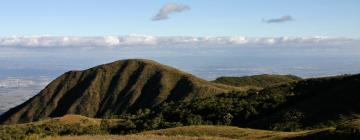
[263,15,294,23]
[152,3,190,21]
[0,35,357,48]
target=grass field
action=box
[43,125,329,140]
[44,135,233,140]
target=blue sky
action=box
[0,0,359,37]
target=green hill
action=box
[213,74,301,88]
[247,74,360,130]
[0,59,239,124]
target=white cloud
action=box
[0,35,358,48]
[104,36,120,46]
[229,36,248,44]
[152,3,190,21]
[119,34,157,45]
[0,35,159,47]
[263,15,294,23]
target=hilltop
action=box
[0,59,238,124]
[213,74,301,88]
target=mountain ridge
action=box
[213,74,301,88]
[0,59,239,124]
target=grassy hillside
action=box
[44,135,234,140]
[140,125,313,139]
[213,74,301,88]
[0,59,240,124]
[42,125,329,140]
[0,115,106,139]
[42,124,360,140]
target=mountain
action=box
[213,74,301,88]
[0,59,238,124]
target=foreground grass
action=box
[141,125,316,139]
[44,135,232,140]
[3,115,357,140]
[0,115,115,140]
[44,125,325,140]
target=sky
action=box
[0,0,359,37]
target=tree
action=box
[185,114,203,125]
[223,113,234,125]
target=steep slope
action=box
[213,74,301,88]
[0,59,237,124]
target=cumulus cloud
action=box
[118,34,157,45]
[0,35,357,48]
[0,35,158,47]
[152,3,190,21]
[229,36,249,44]
[104,36,120,46]
[263,15,294,23]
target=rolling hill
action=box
[0,59,238,124]
[213,74,301,88]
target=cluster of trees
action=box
[101,86,299,134]
[0,122,105,140]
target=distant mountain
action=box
[0,59,238,124]
[213,74,301,88]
